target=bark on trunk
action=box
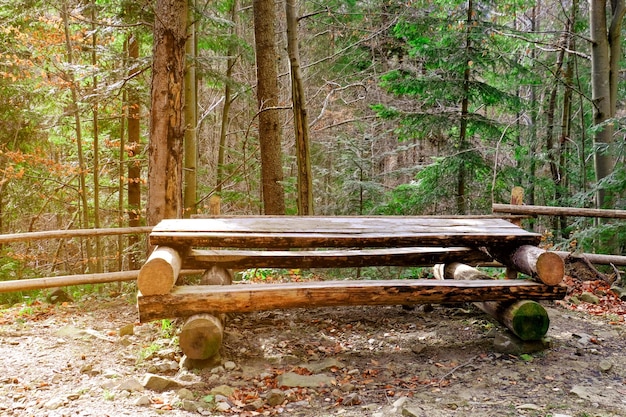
[253,0,285,215]
[148,0,188,225]
[137,279,566,321]
[286,0,313,215]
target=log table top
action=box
[149,216,541,249]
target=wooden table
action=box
[136,216,566,359]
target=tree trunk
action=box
[590,0,625,208]
[457,0,473,215]
[286,0,313,215]
[127,33,142,269]
[90,1,102,272]
[253,0,285,215]
[217,0,238,195]
[61,0,94,272]
[147,0,188,225]
[184,1,197,218]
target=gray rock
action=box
[43,396,66,410]
[402,406,425,417]
[181,399,201,412]
[224,361,237,371]
[140,373,180,391]
[599,360,613,372]
[392,396,410,409]
[134,395,152,406]
[265,389,286,406]
[276,372,334,388]
[341,393,361,406]
[215,401,231,412]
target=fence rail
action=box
[493,203,626,219]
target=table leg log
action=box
[179,266,232,360]
[434,262,550,340]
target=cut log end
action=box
[137,246,182,296]
[506,300,549,341]
[137,259,176,296]
[536,252,565,286]
[480,300,549,341]
[179,314,224,360]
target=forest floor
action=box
[0,273,625,417]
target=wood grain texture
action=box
[137,246,183,295]
[137,279,566,322]
[185,247,492,269]
[149,216,540,249]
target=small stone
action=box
[210,384,235,397]
[211,366,225,374]
[579,292,599,304]
[116,378,144,392]
[276,372,334,388]
[182,399,200,412]
[402,406,425,417]
[224,361,237,371]
[266,389,286,406]
[177,388,195,400]
[599,360,612,372]
[517,403,542,411]
[215,401,231,412]
[245,398,265,411]
[135,395,152,406]
[47,288,73,304]
[392,396,410,409]
[43,396,65,410]
[411,343,426,354]
[341,393,361,406]
[140,373,180,391]
[340,383,355,393]
[119,323,134,337]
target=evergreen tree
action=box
[373,0,525,214]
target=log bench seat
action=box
[136,216,566,359]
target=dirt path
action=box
[0,291,625,417]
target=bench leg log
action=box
[137,246,183,296]
[434,262,551,340]
[179,313,224,360]
[492,245,564,286]
[179,266,233,360]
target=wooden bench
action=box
[136,216,566,359]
